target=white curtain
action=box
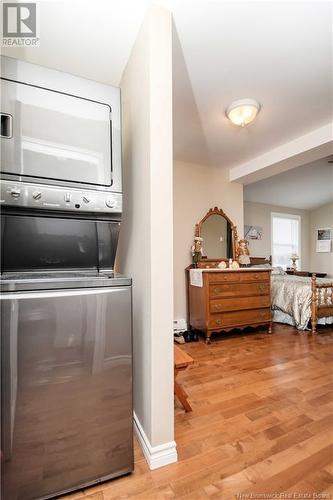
[272,214,300,269]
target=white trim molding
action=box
[133,412,178,470]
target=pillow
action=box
[271,266,287,276]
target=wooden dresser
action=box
[187,268,272,343]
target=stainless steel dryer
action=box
[1,55,122,213]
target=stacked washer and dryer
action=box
[0,56,133,500]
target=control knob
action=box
[10,188,21,198]
[64,193,71,203]
[82,196,90,204]
[32,191,42,200]
[105,199,116,209]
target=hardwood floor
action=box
[62,324,333,499]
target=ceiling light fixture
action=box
[226,98,261,127]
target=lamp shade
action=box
[226,98,261,127]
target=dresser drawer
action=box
[208,308,271,329]
[210,295,271,313]
[207,272,240,284]
[209,282,270,298]
[241,271,270,282]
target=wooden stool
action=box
[174,345,194,412]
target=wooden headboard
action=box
[249,256,272,266]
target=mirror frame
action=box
[195,206,238,263]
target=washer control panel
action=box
[0,181,122,213]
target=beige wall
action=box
[244,201,310,270]
[309,202,333,277]
[173,161,244,321]
[116,6,175,451]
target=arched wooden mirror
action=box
[195,207,238,262]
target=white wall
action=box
[244,201,310,270]
[309,202,333,277]
[116,5,175,462]
[173,161,244,321]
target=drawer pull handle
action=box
[259,284,267,292]
[215,319,222,325]
[213,304,222,311]
[213,287,222,294]
[255,274,260,280]
[1,113,13,138]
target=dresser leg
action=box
[205,332,212,344]
[268,322,273,334]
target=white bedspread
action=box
[271,274,333,330]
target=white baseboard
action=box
[133,411,178,470]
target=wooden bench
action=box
[174,345,194,412]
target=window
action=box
[271,213,300,269]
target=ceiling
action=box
[244,157,333,210]
[2,0,151,86]
[3,0,332,170]
[171,0,333,168]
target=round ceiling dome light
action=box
[225,98,261,127]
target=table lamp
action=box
[290,253,299,271]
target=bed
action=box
[249,257,333,333]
